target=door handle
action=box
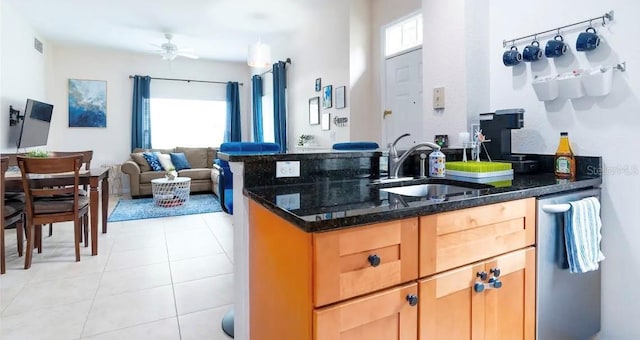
[383,110,392,119]
[541,203,571,214]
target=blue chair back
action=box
[220,142,281,154]
[215,142,281,214]
[332,142,380,150]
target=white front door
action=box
[383,48,423,150]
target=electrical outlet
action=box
[276,161,300,178]
[433,87,445,109]
[276,193,301,210]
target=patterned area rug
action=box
[108,194,222,222]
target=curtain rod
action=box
[259,57,292,77]
[128,75,243,86]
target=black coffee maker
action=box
[479,109,539,173]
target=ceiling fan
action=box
[151,33,199,61]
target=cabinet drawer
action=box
[420,198,535,277]
[314,283,418,340]
[314,218,418,307]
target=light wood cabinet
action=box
[419,247,536,340]
[248,201,419,340]
[249,197,536,340]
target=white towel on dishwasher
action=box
[564,197,605,273]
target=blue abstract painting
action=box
[68,79,107,127]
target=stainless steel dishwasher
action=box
[536,188,601,340]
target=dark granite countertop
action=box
[244,173,602,233]
[218,150,383,162]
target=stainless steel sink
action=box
[381,183,480,198]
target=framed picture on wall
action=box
[309,97,320,125]
[321,113,330,131]
[315,78,321,92]
[68,79,107,127]
[335,86,346,109]
[322,85,332,109]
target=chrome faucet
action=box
[388,133,441,179]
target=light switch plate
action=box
[276,161,301,178]
[433,87,445,109]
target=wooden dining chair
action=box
[2,157,25,274]
[46,151,93,237]
[17,155,90,269]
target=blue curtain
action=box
[225,82,241,142]
[131,75,151,150]
[251,75,264,142]
[273,61,287,152]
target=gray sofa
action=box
[122,147,220,198]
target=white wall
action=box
[0,1,48,152]
[0,2,3,133]
[349,0,373,143]
[489,1,640,338]
[272,0,421,150]
[421,0,471,143]
[271,1,351,150]
[464,0,491,127]
[46,44,251,170]
[2,0,421,154]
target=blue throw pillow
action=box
[143,152,163,171]
[170,152,192,171]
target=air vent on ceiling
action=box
[34,37,43,54]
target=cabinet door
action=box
[418,262,486,340]
[314,283,418,340]
[484,247,536,340]
[419,248,536,340]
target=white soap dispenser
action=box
[429,149,446,177]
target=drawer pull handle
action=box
[489,277,503,289]
[490,267,501,277]
[368,254,381,267]
[474,282,485,293]
[406,294,419,306]
[476,271,488,281]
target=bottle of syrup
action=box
[555,132,576,179]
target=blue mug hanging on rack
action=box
[503,46,522,66]
[523,40,543,62]
[576,27,600,51]
[545,34,568,58]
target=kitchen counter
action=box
[245,173,602,233]
[223,151,600,339]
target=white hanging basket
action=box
[532,75,559,101]
[557,72,585,99]
[581,66,613,97]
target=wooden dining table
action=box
[4,167,110,256]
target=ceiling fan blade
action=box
[177,47,195,52]
[178,52,199,59]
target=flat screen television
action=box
[17,98,54,149]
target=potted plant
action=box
[297,134,314,146]
[165,166,177,180]
[26,149,49,158]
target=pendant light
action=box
[247,41,271,68]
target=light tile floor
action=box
[0,195,234,340]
